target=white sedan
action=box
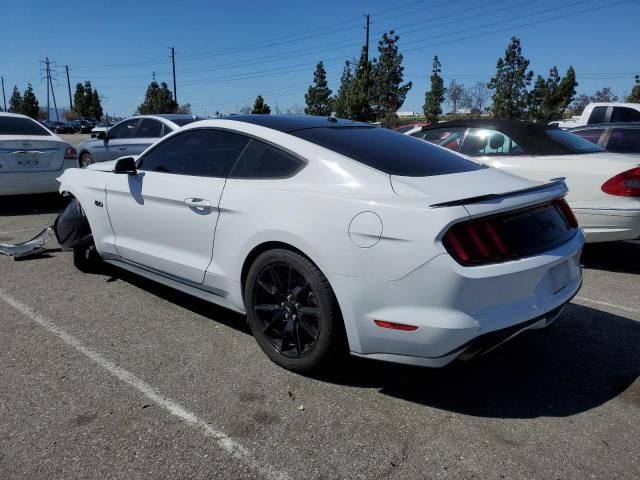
[55,115,583,372]
[408,120,640,243]
[0,112,78,196]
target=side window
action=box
[412,128,466,152]
[461,128,524,157]
[572,128,605,145]
[587,106,607,124]
[230,140,304,179]
[136,119,164,138]
[162,124,173,136]
[607,129,640,153]
[610,107,640,123]
[138,129,250,178]
[108,119,140,139]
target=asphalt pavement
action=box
[1,194,638,479]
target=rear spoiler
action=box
[430,178,567,208]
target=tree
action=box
[528,66,577,121]
[286,103,305,115]
[488,37,533,119]
[73,83,87,116]
[176,103,192,114]
[20,83,40,119]
[73,81,103,119]
[305,61,333,116]
[569,93,590,115]
[423,55,446,123]
[471,81,490,112]
[627,85,640,103]
[446,79,464,113]
[137,80,178,114]
[333,60,353,118]
[371,31,412,127]
[239,105,252,114]
[591,87,619,103]
[9,86,22,113]
[90,89,103,120]
[346,47,375,122]
[251,95,271,114]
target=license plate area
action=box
[549,261,570,294]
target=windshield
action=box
[546,129,604,153]
[291,126,486,177]
[0,116,52,136]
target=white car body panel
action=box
[58,118,584,367]
[0,113,76,195]
[479,152,640,242]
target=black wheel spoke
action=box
[268,266,286,294]
[293,322,303,355]
[298,317,319,341]
[257,279,277,296]
[261,309,285,334]
[299,306,320,317]
[291,282,310,300]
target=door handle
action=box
[184,198,211,209]
[118,147,127,151]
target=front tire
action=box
[79,152,94,168]
[245,249,345,373]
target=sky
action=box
[1,0,638,118]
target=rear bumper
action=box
[0,160,75,196]
[333,230,584,367]
[575,208,640,243]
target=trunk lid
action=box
[0,136,68,173]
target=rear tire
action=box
[245,249,346,373]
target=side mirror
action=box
[96,131,107,140]
[113,157,137,175]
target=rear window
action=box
[0,116,51,136]
[607,128,640,153]
[291,127,485,177]
[171,117,199,127]
[546,129,604,153]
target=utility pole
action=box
[1,76,6,111]
[45,58,50,120]
[170,47,177,105]
[364,14,370,60]
[65,65,73,110]
[49,73,59,121]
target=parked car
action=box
[90,121,115,138]
[56,115,583,372]
[550,102,640,129]
[50,121,77,134]
[408,120,640,243]
[570,123,640,154]
[76,114,199,167]
[72,118,96,134]
[0,112,78,195]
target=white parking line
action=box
[574,296,639,314]
[0,227,42,235]
[0,288,290,480]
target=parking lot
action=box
[0,193,638,480]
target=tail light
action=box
[442,199,578,266]
[64,147,78,160]
[601,167,640,197]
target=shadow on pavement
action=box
[92,263,640,419]
[317,303,640,419]
[0,193,68,216]
[581,241,640,274]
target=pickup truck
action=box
[551,102,640,129]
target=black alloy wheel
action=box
[245,249,344,372]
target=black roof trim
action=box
[220,114,371,133]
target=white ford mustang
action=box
[55,115,584,372]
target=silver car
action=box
[76,114,199,167]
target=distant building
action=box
[396,111,419,118]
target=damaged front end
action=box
[0,199,92,260]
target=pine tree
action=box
[371,31,412,127]
[528,75,548,120]
[251,95,271,114]
[90,89,103,120]
[9,86,22,113]
[304,61,333,116]
[73,83,87,116]
[627,85,640,103]
[423,56,446,123]
[488,37,533,119]
[137,80,178,114]
[21,83,40,119]
[333,61,353,118]
[347,47,375,122]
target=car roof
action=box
[219,114,370,133]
